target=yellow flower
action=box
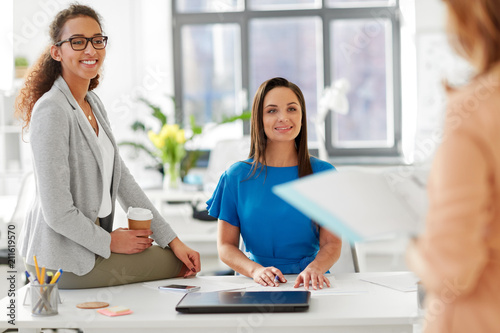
[176,129,186,144]
[148,130,164,149]
[149,124,186,165]
[160,124,180,140]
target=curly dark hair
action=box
[15,3,103,133]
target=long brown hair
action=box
[444,0,500,74]
[15,4,103,133]
[248,77,313,179]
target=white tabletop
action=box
[1,272,422,333]
[145,188,208,204]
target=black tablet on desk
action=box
[175,290,311,314]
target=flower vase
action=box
[163,162,181,190]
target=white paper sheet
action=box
[143,277,253,293]
[360,272,419,292]
[244,275,370,296]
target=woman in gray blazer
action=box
[15,4,200,289]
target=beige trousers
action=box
[25,245,183,289]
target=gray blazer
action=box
[19,76,177,275]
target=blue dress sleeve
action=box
[311,157,336,173]
[206,171,240,227]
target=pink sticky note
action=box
[97,308,133,317]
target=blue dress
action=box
[206,157,335,274]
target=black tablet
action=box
[175,290,310,314]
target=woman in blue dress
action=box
[207,77,342,290]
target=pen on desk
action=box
[274,275,280,284]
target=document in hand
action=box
[273,167,428,243]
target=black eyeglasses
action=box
[55,36,108,51]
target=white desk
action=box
[355,237,411,272]
[1,273,422,333]
[145,188,208,205]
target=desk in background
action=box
[145,187,207,206]
[146,188,225,274]
[153,200,225,274]
[111,188,225,275]
[1,272,422,333]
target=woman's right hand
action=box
[251,266,287,287]
[110,227,153,254]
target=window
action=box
[172,0,401,158]
[180,24,241,124]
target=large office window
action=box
[181,24,241,124]
[172,0,401,158]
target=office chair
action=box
[351,244,360,273]
[328,236,359,274]
[191,136,251,222]
[202,136,251,195]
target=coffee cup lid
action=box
[127,207,153,220]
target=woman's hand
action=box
[110,227,153,254]
[169,237,201,277]
[251,266,287,287]
[293,227,339,290]
[294,265,331,290]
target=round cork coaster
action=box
[77,301,109,309]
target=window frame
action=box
[171,0,402,160]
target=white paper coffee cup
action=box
[127,207,153,237]
[127,207,153,221]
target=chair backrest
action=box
[203,136,251,194]
[329,236,359,274]
[234,235,248,276]
[9,171,35,230]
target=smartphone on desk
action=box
[158,284,200,293]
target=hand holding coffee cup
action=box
[127,207,153,238]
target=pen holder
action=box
[23,283,62,307]
[29,283,59,316]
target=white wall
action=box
[415,0,447,31]
[14,0,174,131]
[0,0,13,91]
[411,0,472,165]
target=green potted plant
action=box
[14,56,29,78]
[119,96,251,186]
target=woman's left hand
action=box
[293,227,340,290]
[294,266,331,290]
[169,237,201,277]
